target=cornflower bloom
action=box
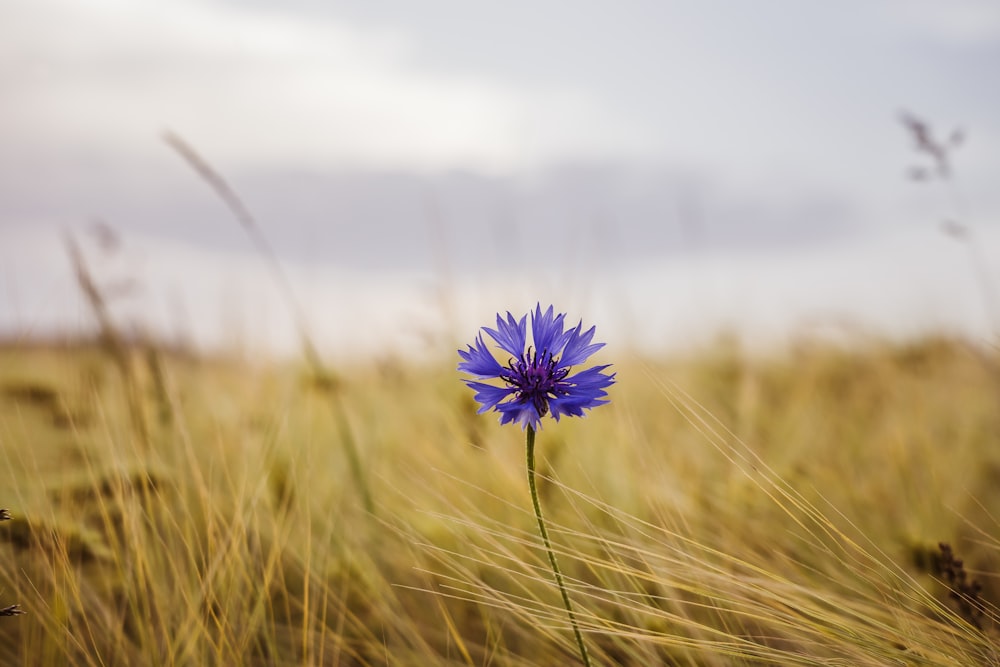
[458,304,614,667]
[458,304,615,431]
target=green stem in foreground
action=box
[525,426,592,666]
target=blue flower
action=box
[458,304,615,430]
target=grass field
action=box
[0,332,998,665]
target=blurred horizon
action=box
[1,0,999,358]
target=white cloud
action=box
[0,0,654,171]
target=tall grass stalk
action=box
[162,130,374,514]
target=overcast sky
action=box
[1,0,999,353]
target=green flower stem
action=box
[525,426,592,666]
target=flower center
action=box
[499,347,570,417]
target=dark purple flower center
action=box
[499,347,570,417]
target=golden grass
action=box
[0,335,998,665]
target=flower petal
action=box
[559,322,605,366]
[484,311,527,357]
[548,393,610,420]
[495,397,543,431]
[464,381,516,413]
[457,334,505,378]
[531,304,571,355]
[565,364,616,391]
